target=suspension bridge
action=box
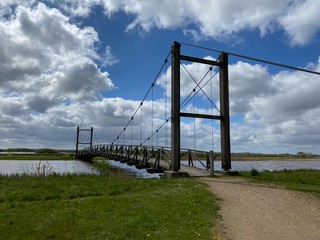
[75,41,320,177]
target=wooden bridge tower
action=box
[75,126,93,157]
[171,41,231,171]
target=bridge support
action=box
[171,41,231,171]
[219,53,231,170]
[75,126,93,157]
[171,42,181,171]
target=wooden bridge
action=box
[76,42,232,177]
[76,144,217,177]
[76,41,320,177]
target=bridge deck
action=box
[180,164,212,177]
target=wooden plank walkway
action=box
[147,157,211,177]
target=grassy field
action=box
[240,169,320,196]
[0,172,219,239]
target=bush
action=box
[35,148,59,154]
[92,160,113,175]
[249,168,260,176]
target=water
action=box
[1,159,319,177]
[108,160,160,179]
[187,160,320,172]
[0,160,98,175]
[0,160,160,178]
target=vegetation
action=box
[35,148,60,154]
[240,169,320,196]
[231,152,320,161]
[0,154,76,160]
[1,148,34,152]
[0,173,219,239]
[0,148,76,160]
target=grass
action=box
[0,173,219,239]
[240,169,320,196]
[0,154,76,160]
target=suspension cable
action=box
[151,83,154,146]
[180,64,212,109]
[140,102,143,145]
[123,128,126,145]
[193,90,196,150]
[179,41,320,76]
[210,69,214,152]
[180,65,220,114]
[131,117,133,145]
[111,51,171,145]
[164,60,168,147]
[140,116,171,145]
[181,63,216,109]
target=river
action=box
[0,160,160,178]
[0,159,319,177]
[189,160,320,171]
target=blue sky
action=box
[0,0,320,154]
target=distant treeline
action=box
[233,152,319,158]
[0,148,75,155]
[0,148,35,152]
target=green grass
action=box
[0,154,76,160]
[0,174,219,239]
[240,169,320,196]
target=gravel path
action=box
[199,177,320,240]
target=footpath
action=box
[199,177,320,240]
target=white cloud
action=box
[102,45,119,66]
[231,61,320,153]
[279,0,320,46]
[52,0,320,45]
[0,2,117,148]
[0,3,114,109]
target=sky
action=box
[1,0,320,154]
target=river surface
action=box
[0,160,319,177]
[0,160,160,178]
[0,160,98,175]
[189,160,320,171]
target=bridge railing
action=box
[77,144,218,171]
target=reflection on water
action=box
[0,160,98,175]
[188,160,320,172]
[108,160,160,179]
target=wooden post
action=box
[171,41,181,171]
[219,52,231,170]
[76,126,80,156]
[209,151,214,175]
[90,127,93,148]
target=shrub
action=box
[249,168,260,176]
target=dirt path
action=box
[199,177,320,240]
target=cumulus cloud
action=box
[0,2,117,149]
[279,0,320,45]
[234,62,320,153]
[52,0,320,45]
[0,3,114,112]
